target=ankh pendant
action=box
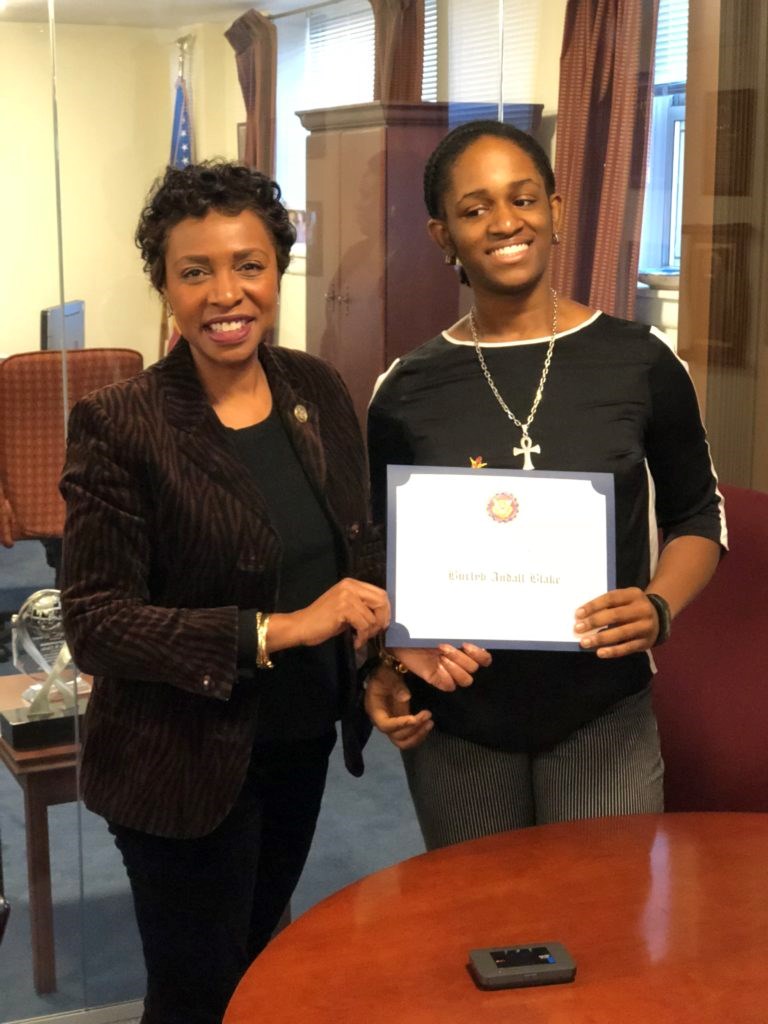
[513,432,540,470]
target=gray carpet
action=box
[0,541,424,1022]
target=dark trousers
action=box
[109,730,336,1024]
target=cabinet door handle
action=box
[339,288,350,313]
[324,285,337,304]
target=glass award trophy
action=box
[0,589,88,750]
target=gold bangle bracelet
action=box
[255,611,274,670]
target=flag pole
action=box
[176,34,193,80]
[160,35,195,360]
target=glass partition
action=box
[0,2,91,1018]
[1,0,765,1020]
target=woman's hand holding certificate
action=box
[394,643,493,691]
[364,674,432,751]
[365,642,491,751]
[574,587,660,658]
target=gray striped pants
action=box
[401,685,664,850]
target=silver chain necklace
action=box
[469,288,558,470]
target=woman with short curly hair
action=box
[135,161,296,289]
[60,160,392,1023]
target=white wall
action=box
[0,23,61,357]
[535,0,569,122]
[0,20,244,367]
[439,0,566,117]
[1,2,568,365]
[56,24,173,366]
[275,13,310,213]
[184,21,245,163]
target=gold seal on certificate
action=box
[386,466,615,652]
[486,492,519,523]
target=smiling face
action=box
[163,208,279,374]
[429,135,561,301]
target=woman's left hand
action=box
[365,670,433,750]
[574,588,659,658]
[394,643,492,692]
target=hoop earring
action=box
[552,231,560,245]
[444,251,457,266]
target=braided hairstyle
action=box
[423,120,556,220]
[136,160,296,292]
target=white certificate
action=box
[386,466,616,652]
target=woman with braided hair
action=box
[365,120,726,850]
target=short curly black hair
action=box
[424,120,556,219]
[135,160,296,292]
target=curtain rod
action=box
[265,0,349,21]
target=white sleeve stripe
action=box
[644,460,660,578]
[649,324,674,351]
[711,464,729,550]
[649,327,728,550]
[368,357,401,406]
[642,463,659,680]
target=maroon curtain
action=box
[369,0,424,102]
[553,0,659,318]
[225,9,277,175]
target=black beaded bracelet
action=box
[646,593,672,646]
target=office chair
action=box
[0,349,143,660]
[0,348,143,547]
[652,483,768,811]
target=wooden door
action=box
[305,129,342,364]
[335,127,386,426]
[383,120,460,363]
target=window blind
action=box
[422,0,438,101]
[654,0,689,86]
[445,0,540,105]
[307,0,375,108]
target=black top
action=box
[368,312,726,752]
[228,406,340,740]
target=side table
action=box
[0,674,82,994]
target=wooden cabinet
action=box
[298,102,543,426]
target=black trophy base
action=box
[0,699,88,750]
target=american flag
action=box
[170,75,194,168]
[159,48,193,358]
[163,72,194,353]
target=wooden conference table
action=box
[225,812,768,1024]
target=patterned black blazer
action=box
[60,339,375,838]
